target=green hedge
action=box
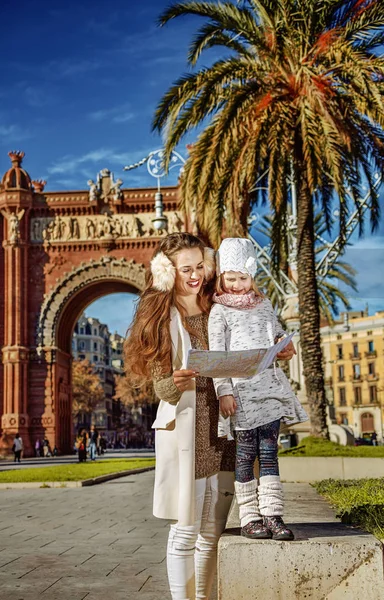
[279,436,384,457]
[314,478,384,539]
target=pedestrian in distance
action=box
[98,435,106,454]
[12,433,23,463]
[42,437,50,457]
[208,238,308,541]
[34,439,41,458]
[76,429,88,463]
[89,425,98,461]
[124,232,236,600]
[371,431,378,446]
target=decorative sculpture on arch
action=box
[1,209,25,244]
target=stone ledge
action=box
[218,483,384,599]
[279,456,384,482]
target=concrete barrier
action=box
[279,456,384,482]
[218,483,384,599]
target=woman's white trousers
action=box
[166,471,234,600]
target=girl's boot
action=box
[234,479,271,539]
[258,475,294,541]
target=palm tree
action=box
[153,0,384,437]
[256,212,358,325]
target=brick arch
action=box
[36,256,146,353]
[33,256,147,455]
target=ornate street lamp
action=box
[123,149,186,232]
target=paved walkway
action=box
[0,472,345,600]
[0,471,171,600]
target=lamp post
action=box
[123,149,186,232]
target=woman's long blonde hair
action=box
[124,233,213,383]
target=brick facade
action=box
[0,151,185,456]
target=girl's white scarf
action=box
[213,291,263,309]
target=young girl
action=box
[208,238,308,541]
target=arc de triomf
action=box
[0,151,187,456]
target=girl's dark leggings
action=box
[234,419,280,482]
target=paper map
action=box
[187,332,296,378]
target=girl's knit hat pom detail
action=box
[151,252,176,292]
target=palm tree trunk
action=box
[296,169,329,438]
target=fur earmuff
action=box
[203,247,216,281]
[151,252,176,292]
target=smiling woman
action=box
[123,232,235,600]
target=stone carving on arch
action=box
[36,256,146,353]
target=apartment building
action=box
[321,309,384,442]
[72,314,125,434]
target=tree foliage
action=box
[256,211,358,324]
[154,0,383,246]
[72,359,105,416]
[153,0,384,438]
[114,375,156,407]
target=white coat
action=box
[151,306,197,526]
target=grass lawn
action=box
[0,458,155,483]
[279,436,384,457]
[314,478,384,540]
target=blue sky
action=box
[1,0,383,335]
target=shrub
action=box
[314,478,384,539]
[279,436,384,457]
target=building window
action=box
[352,333,357,338]
[368,340,374,353]
[352,343,359,357]
[337,334,342,340]
[94,329,98,336]
[367,331,372,336]
[361,412,374,433]
[93,342,98,351]
[338,365,344,382]
[339,414,349,425]
[79,341,85,350]
[368,362,375,376]
[93,355,98,363]
[79,354,85,360]
[337,345,343,359]
[369,386,377,403]
[354,387,361,405]
[339,388,346,406]
[80,328,84,335]
[353,364,360,379]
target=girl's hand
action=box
[173,369,198,393]
[276,340,296,361]
[219,395,237,418]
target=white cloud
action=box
[47,58,104,79]
[45,147,169,190]
[344,236,384,250]
[0,124,31,143]
[113,112,135,123]
[25,86,52,108]
[47,147,156,177]
[88,103,135,124]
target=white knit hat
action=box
[216,238,257,277]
